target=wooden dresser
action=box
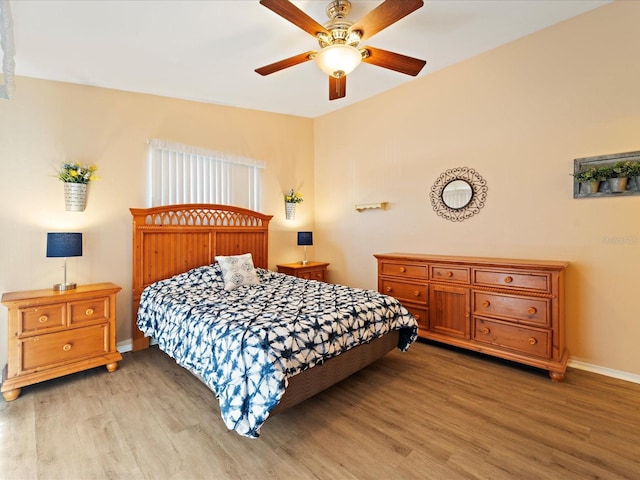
[276,262,329,282]
[1,282,122,401]
[375,253,568,381]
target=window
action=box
[147,139,264,210]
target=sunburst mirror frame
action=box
[430,167,488,222]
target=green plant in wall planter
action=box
[628,161,640,190]
[606,161,636,193]
[572,166,608,194]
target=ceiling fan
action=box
[255,0,427,101]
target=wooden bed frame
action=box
[130,204,399,415]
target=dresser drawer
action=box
[20,324,109,372]
[69,297,109,326]
[19,304,66,335]
[380,279,428,305]
[473,269,550,293]
[473,317,551,358]
[379,261,428,279]
[474,292,549,326]
[431,265,470,284]
[404,305,429,332]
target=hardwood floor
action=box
[1,340,639,480]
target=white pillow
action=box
[215,253,260,291]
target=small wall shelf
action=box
[573,150,640,198]
[355,202,388,212]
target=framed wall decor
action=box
[573,150,640,198]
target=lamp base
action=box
[299,260,309,265]
[53,283,77,291]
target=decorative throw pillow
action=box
[215,253,260,291]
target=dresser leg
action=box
[106,362,119,373]
[2,388,21,401]
[549,370,565,382]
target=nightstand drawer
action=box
[69,297,109,325]
[298,269,325,282]
[20,324,109,372]
[20,304,66,335]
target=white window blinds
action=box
[147,139,264,210]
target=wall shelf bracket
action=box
[355,202,388,212]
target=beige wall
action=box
[0,79,315,365]
[1,1,638,380]
[314,1,640,376]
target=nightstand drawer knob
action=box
[385,287,392,293]
[504,276,513,283]
[38,315,48,323]
[399,267,406,273]
[482,327,490,334]
[62,343,72,352]
[528,307,537,314]
[85,308,94,316]
[445,271,453,277]
[414,314,420,320]
[413,291,420,297]
[529,337,538,345]
[482,300,490,307]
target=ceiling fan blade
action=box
[260,0,329,38]
[255,51,315,76]
[329,76,346,101]
[350,0,423,43]
[361,46,426,76]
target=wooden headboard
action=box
[130,204,273,351]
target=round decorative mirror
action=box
[430,167,488,222]
[441,179,473,209]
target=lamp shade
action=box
[46,233,83,258]
[314,44,362,78]
[297,231,313,246]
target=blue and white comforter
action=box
[137,264,417,438]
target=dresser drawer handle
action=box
[399,267,406,273]
[529,337,538,345]
[62,343,72,352]
[445,271,453,277]
[504,276,513,283]
[413,291,420,297]
[38,315,48,323]
[482,300,490,307]
[385,287,392,293]
[482,327,490,334]
[528,307,537,315]
[85,308,94,316]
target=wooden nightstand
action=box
[1,282,122,401]
[276,262,330,282]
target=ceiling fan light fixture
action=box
[314,44,362,78]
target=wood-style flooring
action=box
[1,340,639,480]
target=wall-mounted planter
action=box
[573,150,640,198]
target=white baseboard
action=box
[117,338,156,354]
[117,339,640,385]
[568,358,640,385]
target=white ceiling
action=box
[8,0,610,118]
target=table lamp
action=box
[297,231,313,265]
[46,232,83,291]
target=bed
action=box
[130,204,417,437]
